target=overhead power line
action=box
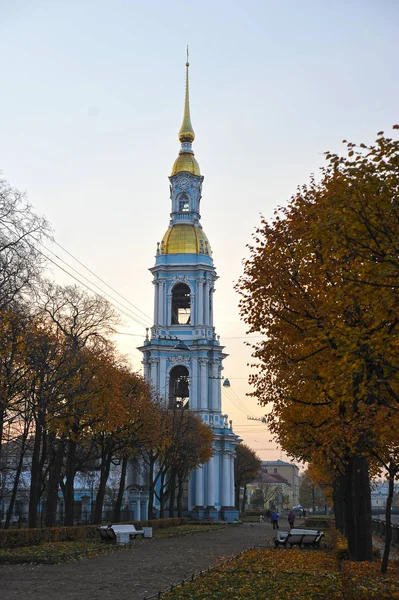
[45,234,153,323]
[2,222,151,331]
[40,241,151,328]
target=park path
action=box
[0,521,285,600]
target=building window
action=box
[179,194,190,212]
[171,283,191,325]
[169,365,189,409]
[274,468,278,473]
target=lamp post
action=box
[209,375,231,387]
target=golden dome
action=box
[171,153,201,176]
[161,224,212,255]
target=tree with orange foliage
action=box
[166,409,214,518]
[234,443,261,512]
[90,359,153,524]
[238,127,399,562]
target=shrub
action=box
[0,525,98,549]
[0,517,188,549]
[305,516,335,529]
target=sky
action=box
[1,0,398,464]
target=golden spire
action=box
[178,47,195,143]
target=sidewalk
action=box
[0,522,280,600]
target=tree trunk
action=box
[4,431,28,529]
[346,455,372,561]
[28,417,43,528]
[168,472,176,518]
[0,407,4,467]
[94,447,112,524]
[240,485,247,513]
[45,437,65,527]
[234,480,240,511]
[381,466,396,573]
[113,456,128,523]
[177,473,185,518]
[333,475,346,534]
[147,457,155,518]
[64,439,77,526]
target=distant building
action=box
[261,460,300,506]
[246,468,292,510]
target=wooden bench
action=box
[274,528,324,549]
[97,524,145,545]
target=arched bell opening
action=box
[178,192,190,212]
[169,365,190,409]
[171,283,191,325]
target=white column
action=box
[207,456,215,507]
[217,365,223,412]
[204,281,210,326]
[222,451,230,507]
[159,356,167,402]
[197,279,204,325]
[150,359,158,391]
[229,452,235,507]
[158,280,164,325]
[210,286,214,327]
[191,359,198,410]
[199,359,207,410]
[195,466,204,507]
[153,282,159,324]
[143,359,149,382]
[211,361,218,412]
[167,292,172,326]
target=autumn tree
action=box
[90,360,152,524]
[30,283,119,527]
[238,127,399,562]
[299,469,328,513]
[234,443,261,512]
[166,409,214,518]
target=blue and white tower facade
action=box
[139,60,240,521]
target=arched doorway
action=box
[169,365,189,409]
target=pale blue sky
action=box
[1,0,398,459]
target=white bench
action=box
[274,528,324,549]
[97,524,145,545]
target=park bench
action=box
[97,524,145,545]
[274,528,324,549]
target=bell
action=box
[175,377,189,398]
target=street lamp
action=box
[210,375,231,387]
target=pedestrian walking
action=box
[271,510,280,529]
[288,510,295,529]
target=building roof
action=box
[262,460,298,468]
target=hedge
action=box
[305,516,336,529]
[0,517,190,549]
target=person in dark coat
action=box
[288,510,295,529]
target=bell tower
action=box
[139,57,240,521]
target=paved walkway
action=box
[0,522,283,600]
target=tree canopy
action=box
[237,126,399,563]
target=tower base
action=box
[219,506,239,522]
